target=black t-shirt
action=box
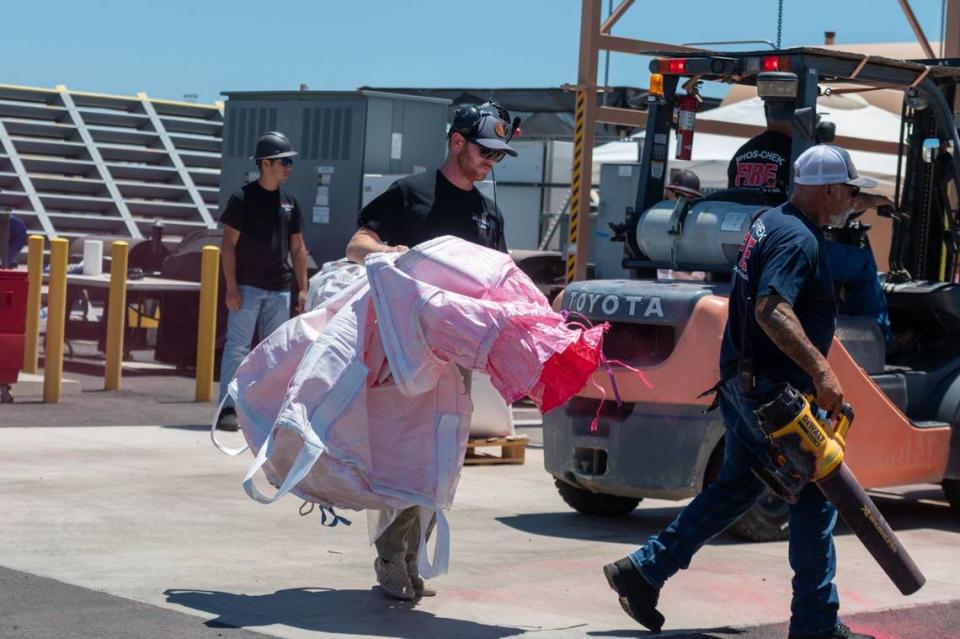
[220,181,303,291]
[357,170,507,253]
[719,202,837,393]
[727,130,792,202]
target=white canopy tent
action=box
[592,94,902,191]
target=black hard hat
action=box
[252,131,297,161]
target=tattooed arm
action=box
[755,293,843,414]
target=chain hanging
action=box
[777,0,784,49]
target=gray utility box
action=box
[219,90,450,265]
[594,163,641,280]
[492,139,573,250]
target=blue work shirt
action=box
[4,214,27,267]
[719,202,837,393]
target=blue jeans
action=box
[218,285,291,405]
[628,378,840,636]
[825,241,891,344]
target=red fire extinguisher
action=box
[675,92,699,160]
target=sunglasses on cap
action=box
[469,139,506,163]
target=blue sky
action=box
[3,1,948,103]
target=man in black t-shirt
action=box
[347,102,513,261]
[217,132,308,428]
[346,102,518,601]
[727,105,793,201]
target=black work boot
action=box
[788,622,876,639]
[216,407,239,431]
[602,557,665,632]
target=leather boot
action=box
[602,557,665,632]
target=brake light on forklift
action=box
[649,73,664,97]
[655,58,687,74]
[761,55,781,71]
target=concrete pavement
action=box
[1,423,959,638]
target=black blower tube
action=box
[818,463,925,595]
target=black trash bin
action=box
[155,230,228,374]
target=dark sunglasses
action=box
[830,183,859,197]
[272,157,294,167]
[469,139,506,163]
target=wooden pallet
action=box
[464,435,529,466]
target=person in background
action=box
[216,131,308,431]
[727,104,792,199]
[1,212,27,268]
[665,168,704,200]
[658,169,706,281]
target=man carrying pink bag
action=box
[215,236,605,598]
[215,101,606,602]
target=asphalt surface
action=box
[3,563,958,639]
[0,567,274,639]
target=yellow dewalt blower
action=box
[754,384,925,596]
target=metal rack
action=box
[0,84,223,248]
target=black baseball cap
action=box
[470,107,518,157]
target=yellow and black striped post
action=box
[567,0,601,283]
[567,89,588,283]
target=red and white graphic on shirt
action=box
[734,162,779,189]
[737,231,757,273]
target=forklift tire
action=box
[943,479,960,516]
[727,492,791,542]
[554,478,641,517]
[703,440,790,542]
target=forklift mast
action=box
[897,78,960,282]
[623,73,676,267]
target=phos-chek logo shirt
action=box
[726,130,792,200]
[719,202,837,392]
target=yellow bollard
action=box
[104,241,128,390]
[195,245,220,402]
[22,235,44,374]
[43,238,68,403]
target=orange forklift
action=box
[545,48,960,540]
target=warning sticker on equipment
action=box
[721,212,749,232]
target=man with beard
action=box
[603,145,883,639]
[345,101,517,600]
